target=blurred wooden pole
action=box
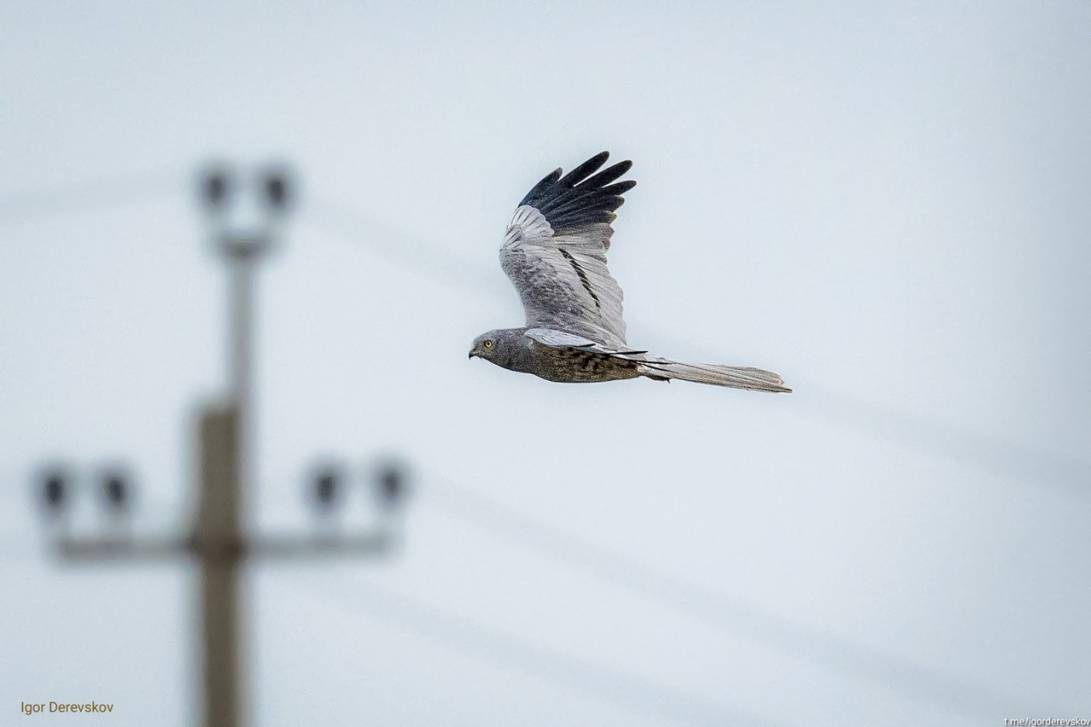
[198,404,242,727]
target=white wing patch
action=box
[524,328,648,357]
[523,328,599,348]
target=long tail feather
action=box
[637,360,791,392]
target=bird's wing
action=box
[500,152,636,348]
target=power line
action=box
[0,167,185,226]
[303,197,501,293]
[422,476,1045,720]
[280,573,787,727]
[797,384,1091,498]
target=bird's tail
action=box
[637,360,791,393]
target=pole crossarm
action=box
[49,531,396,563]
[51,534,190,561]
[246,531,396,560]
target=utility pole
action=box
[35,163,409,727]
[196,162,278,727]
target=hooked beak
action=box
[468,349,477,360]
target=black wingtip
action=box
[519,151,637,233]
[558,152,611,187]
[584,159,632,188]
[611,159,632,175]
[601,180,637,195]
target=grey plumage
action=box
[470,152,791,393]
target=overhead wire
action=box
[0,167,186,227]
[275,572,787,727]
[419,475,1043,720]
[253,468,1041,718]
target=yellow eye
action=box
[483,339,494,350]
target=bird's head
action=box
[468,329,519,367]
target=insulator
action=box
[375,461,409,509]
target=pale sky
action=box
[2,2,1089,726]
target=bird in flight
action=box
[469,152,790,392]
